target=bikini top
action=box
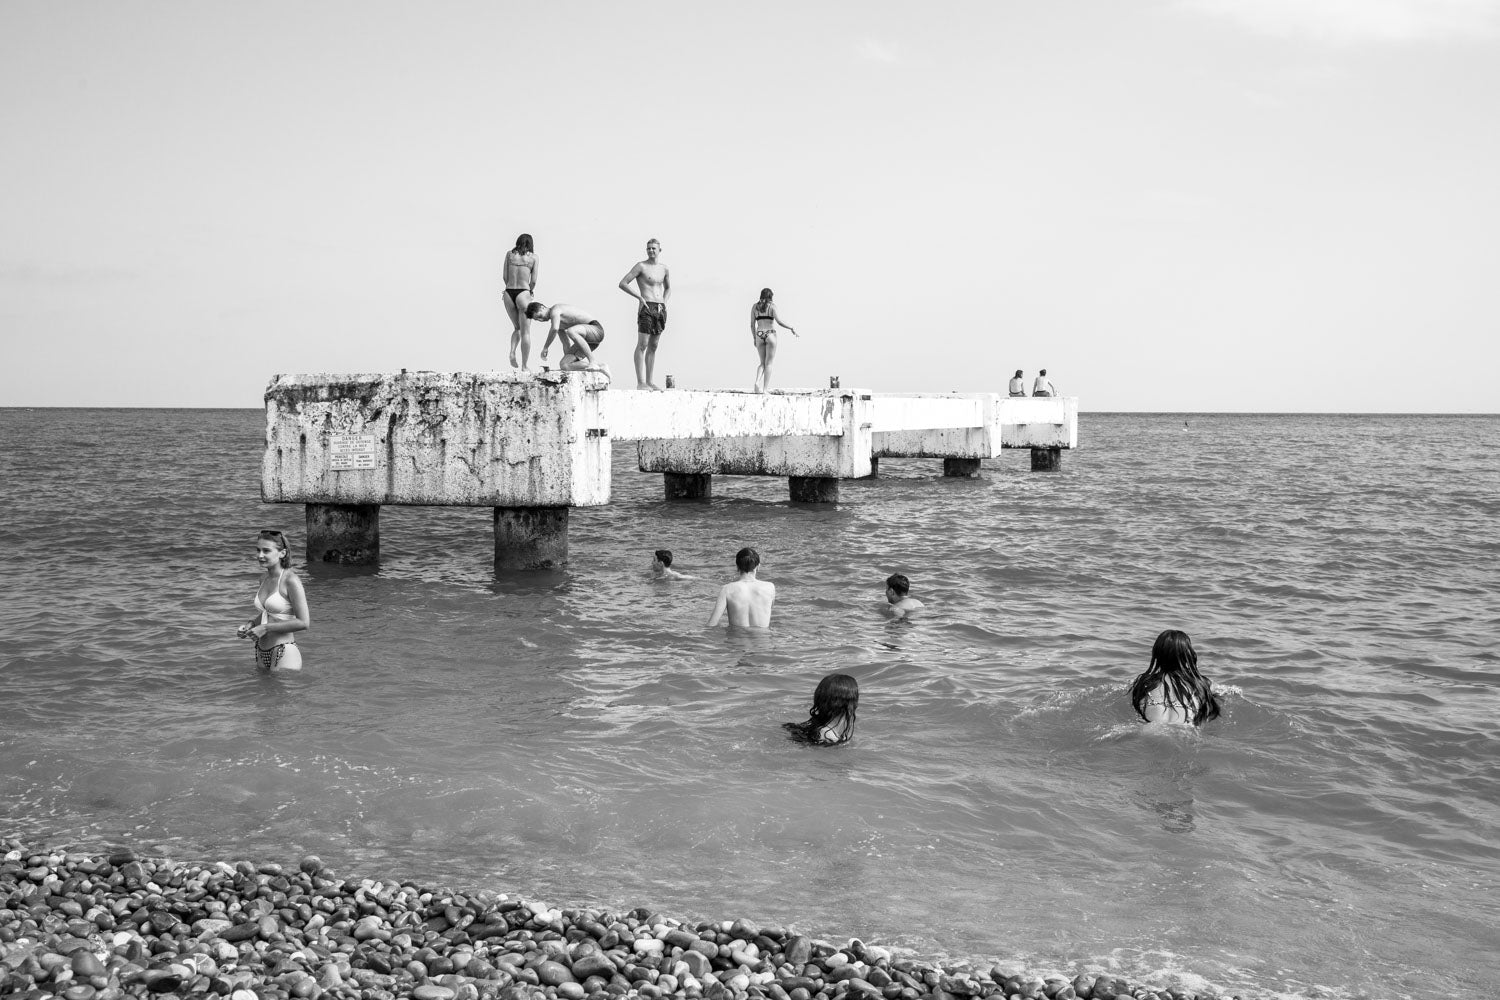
[754,303,775,327]
[1143,684,1197,723]
[504,251,534,288]
[255,576,294,622]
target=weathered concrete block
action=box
[999,397,1078,449]
[604,389,846,440]
[635,391,874,478]
[261,371,610,507]
[1031,447,1062,471]
[789,476,840,503]
[664,472,712,500]
[494,506,569,569]
[871,394,992,459]
[943,457,982,478]
[306,503,379,564]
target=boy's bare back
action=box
[709,577,776,627]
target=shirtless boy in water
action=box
[884,573,925,618]
[526,301,612,379]
[618,238,671,390]
[708,547,776,627]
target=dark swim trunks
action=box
[637,301,667,336]
[581,321,604,348]
[505,288,527,304]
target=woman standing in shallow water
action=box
[750,288,797,393]
[503,234,539,369]
[1129,629,1220,725]
[236,530,310,671]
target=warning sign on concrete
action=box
[329,433,377,470]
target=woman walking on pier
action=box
[503,234,539,369]
[750,287,797,393]
[236,529,310,671]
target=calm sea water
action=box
[1,408,1497,999]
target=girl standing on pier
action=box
[504,233,539,369]
[1129,629,1220,726]
[237,529,310,671]
[750,287,797,393]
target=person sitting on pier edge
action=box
[1008,370,1027,397]
[784,673,859,745]
[237,529,310,671]
[1129,629,1221,726]
[527,301,612,380]
[1032,369,1056,397]
[884,573,924,617]
[708,546,776,627]
[651,549,694,581]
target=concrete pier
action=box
[943,457,982,478]
[789,476,840,503]
[261,372,1078,566]
[306,502,379,564]
[1031,447,1062,471]
[663,472,712,500]
[494,506,568,570]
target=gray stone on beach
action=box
[572,953,617,980]
[0,838,1192,1000]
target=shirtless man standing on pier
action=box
[708,547,777,627]
[618,238,671,390]
[526,301,612,379]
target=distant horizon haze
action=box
[3,1,1497,413]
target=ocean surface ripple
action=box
[1,408,1497,998]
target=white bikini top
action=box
[254,575,294,623]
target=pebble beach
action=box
[0,842,1236,1000]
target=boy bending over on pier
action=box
[527,301,612,380]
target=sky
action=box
[2,0,1498,412]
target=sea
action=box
[1,408,1496,1000]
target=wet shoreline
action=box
[0,842,1246,1000]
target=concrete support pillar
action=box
[943,457,982,478]
[863,458,879,479]
[494,507,569,570]
[1031,447,1062,471]
[663,472,712,501]
[305,503,380,564]
[789,476,840,503]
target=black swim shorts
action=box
[637,301,667,336]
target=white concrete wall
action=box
[603,388,847,440]
[634,392,875,478]
[998,397,1078,449]
[261,371,611,507]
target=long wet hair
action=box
[784,673,859,745]
[514,233,534,254]
[1129,629,1220,726]
[257,529,291,569]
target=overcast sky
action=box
[3,0,1497,411]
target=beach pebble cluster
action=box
[1,842,1233,1000]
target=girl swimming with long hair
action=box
[236,529,310,671]
[784,673,858,745]
[503,233,539,369]
[750,288,797,393]
[1129,629,1220,726]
